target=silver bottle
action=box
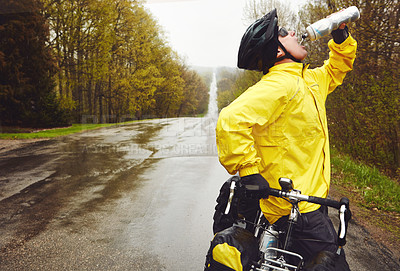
[303,6,360,41]
[259,225,278,260]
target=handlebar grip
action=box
[268,188,281,198]
[340,197,350,207]
[308,196,341,209]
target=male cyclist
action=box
[216,9,356,267]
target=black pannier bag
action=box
[204,226,259,271]
[212,176,240,234]
[213,176,261,234]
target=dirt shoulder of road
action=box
[330,184,400,262]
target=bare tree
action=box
[242,0,300,32]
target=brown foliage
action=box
[301,0,400,176]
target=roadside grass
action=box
[0,122,135,139]
[330,148,400,245]
[331,148,400,212]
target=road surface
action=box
[0,73,399,270]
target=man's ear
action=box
[277,47,285,58]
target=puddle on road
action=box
[0,121,167,252]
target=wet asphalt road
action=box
[0,116,229,270]
[1,74,399,270]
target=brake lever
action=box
[337,197,351,250]
[224,180,237,215]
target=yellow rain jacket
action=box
[216,36,357,224]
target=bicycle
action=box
[206,176,351,271]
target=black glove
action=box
[240,174,270,199]
[331,25,349,44]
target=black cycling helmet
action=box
[237,9,300,74]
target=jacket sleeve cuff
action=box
[329,33,355,50]
[239,165,260,177]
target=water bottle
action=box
[303,6,360,41]
[259,225,278,260]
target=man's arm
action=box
[307,28,357,96]
[216,79,289,177]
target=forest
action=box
[0,0,210,127]
[2,0,400,178]
[217,0,400,177]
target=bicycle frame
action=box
[252,193,305,270]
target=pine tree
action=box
[0,0,68,127]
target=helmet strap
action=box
[275,40,302,64]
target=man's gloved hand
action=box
[240,174,270,199]
[331,25,349,44]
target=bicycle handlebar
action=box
[268,188,343,209]
[268,186,351,248]
[228,177,351,249]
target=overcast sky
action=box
[144,0,307,68]
[145,0,248,68]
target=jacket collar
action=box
[266,62,310,77]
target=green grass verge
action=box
[331,148,400,213]
[0,122,133,139]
